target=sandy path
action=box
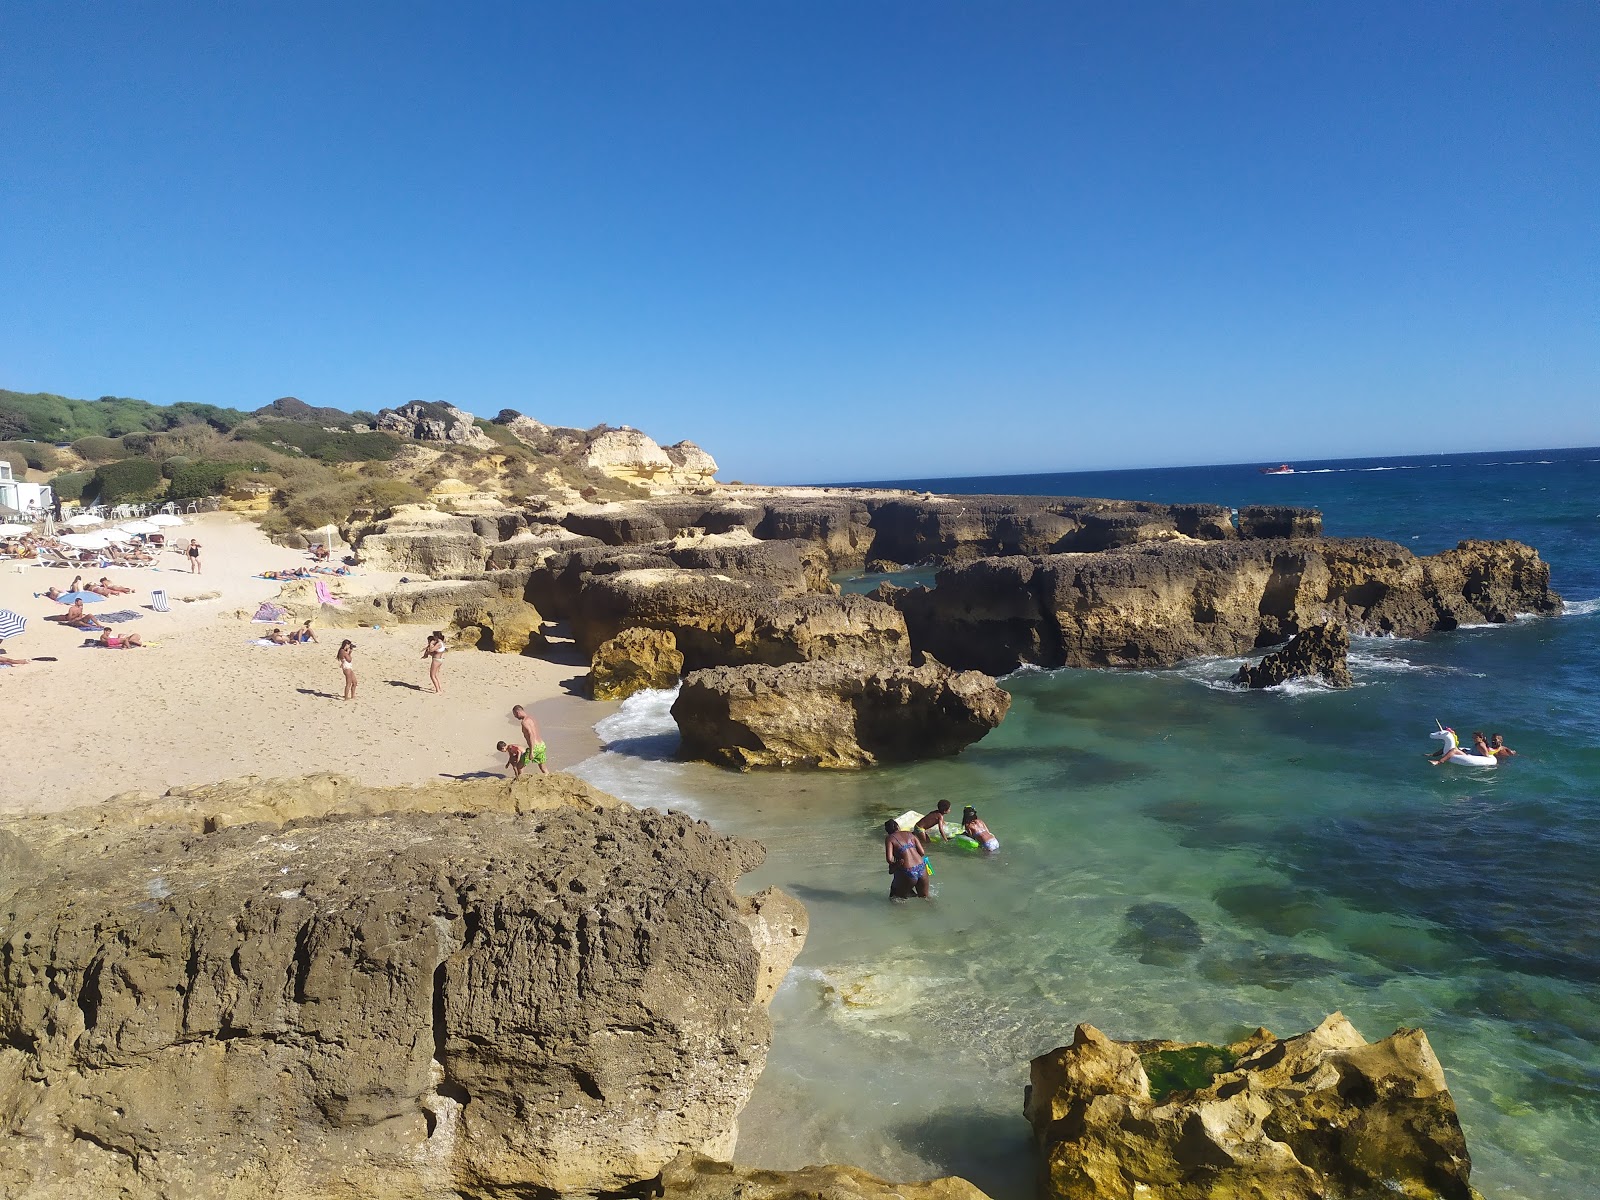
[0,514,611,814]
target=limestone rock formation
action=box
[1234,621,1353,688]
[672,656,1011,769]
[375,400,496,449]
[575,573,912,672]
[662,1154,990,1200]
[664,440,719,486]
[1024,1013,1479,1200]
[581,428,677,485]
[1238,504,1323,539]
[895,537,1560,673]
[0,773,806,1200]
[591,626,686,699]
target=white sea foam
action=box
[573,687,704,816]
[1562,597,1600,618]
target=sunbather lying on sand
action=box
[91,630,143,649]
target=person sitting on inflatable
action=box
[916,799,954,841]
[1431,729,1495,766]
[962,805,1000,852]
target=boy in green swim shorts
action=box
[512,705,551,776]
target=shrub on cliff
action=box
[92,458,164,503]
[240,421,401,463]
[71,435,127,464]
[168,459,261,500]
[0,441,60,471]
[49,471,92,502]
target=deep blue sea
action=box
[577,447,1600,1200]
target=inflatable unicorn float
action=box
[1428,723,1498,767]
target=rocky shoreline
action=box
[2,481,1553,1197]
[326,487,1560,765]
[1,773,1489,1199]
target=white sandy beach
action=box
[0,513,608,815]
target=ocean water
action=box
[574,447,1600,1200]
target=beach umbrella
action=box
[119,520,160,535]
[59,532,111,550]
[100,528,135,543]
[0,610,25,639]
[57,590,106,604]
[0,523,31,536]
[65,513,105,527]
[147,513,184,527]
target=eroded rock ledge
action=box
[0,773,807,1200]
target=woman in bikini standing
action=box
[336,639,356,700]
[187,539,202,574]
[422,631,446,694]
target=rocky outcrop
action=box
[895,538,1561,673]
[664,440,719,486]
[662,1154,990,1200]
[0,773,806,1200]
[591,627,686,699]
[375,400,496,449]
[1234,621,1353,688]
[575,572,911,671]
[672,656,1011,769]
[1239,504,1322,539]
[1025,1013,1478,1200]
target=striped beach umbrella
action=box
[0,610,25,640]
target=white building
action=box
[0,460,53,518]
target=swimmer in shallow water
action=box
[883,819,930,899]
[962,806,1000,851]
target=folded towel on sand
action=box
[252,602,288,622]
[97,609,144,623]
[314,580,341,606]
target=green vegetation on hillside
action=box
[0,389,247,442]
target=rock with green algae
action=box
[1025,1013,1482,1200]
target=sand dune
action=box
[0,514,608,814]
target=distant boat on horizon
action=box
[1259,463,1295,475]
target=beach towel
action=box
[151,590,169,612]
[314,580,341,606]
[97,609,144,624]
[248,637,289,647]
[252,602,288,623]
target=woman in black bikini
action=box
[187,540,202,574]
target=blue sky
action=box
[3,3,1595,482]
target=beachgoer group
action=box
[883,801,1001,900]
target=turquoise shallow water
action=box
[576,448,1600,1200]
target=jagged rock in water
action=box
[591,626,686,699]
[1234,621,1353,688]
[894,537,1560,673]
[672,656,1011,769]
[374,400,496,448]
[1025,1014,1480,1200]
[1238,503,1323,538]
[0,774,806,1200]
[662,1154,991,1200]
